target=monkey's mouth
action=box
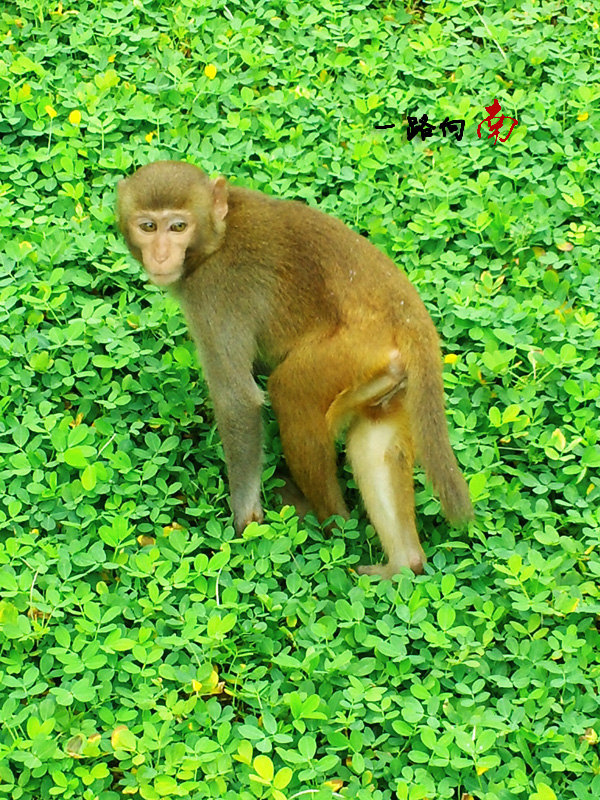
[147,270,180,286]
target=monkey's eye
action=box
[171,221,188,233]
[139,221,157,233]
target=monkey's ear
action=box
[115,180,128,230]
[212,177,228,222]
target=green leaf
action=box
[236,740,253,765]
[532,785,557,800]
[64,446,96,468]
[29,351,52,372]
[154,775,179,796]
[441,574,456,595]
[81,464,97,490]
[561,189,585,207]
[51,688,74,706]
[240,86,254,104]
[0,601,19,628]
[469,471,487,500]
[489,406,501,426]
[437,605,456,631]
[207,612,237,638]
[94,69,119,91]
[401,697,424,724]
[173,345,193,366]
[254,755,274,782]
[581,446,600,467]
[543,268,559,293]
[273,767,293,790]
[111,726,137,752]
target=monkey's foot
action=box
[236,507,264,534]
[357,556,425,579]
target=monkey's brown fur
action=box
[117,161,473,578]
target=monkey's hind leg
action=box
[268,357,349,524]
[273,466,314,520]
[346,403,426,578]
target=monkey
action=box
[116,160,473,579]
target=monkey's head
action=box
[117,161,228,286]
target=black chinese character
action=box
[407,113,436,141]
[439,117,465,141]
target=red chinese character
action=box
[477,99,518,144]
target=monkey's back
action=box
[221,186,436,365]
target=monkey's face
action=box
[127,209,196,286]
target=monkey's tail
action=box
[406,342,474,525]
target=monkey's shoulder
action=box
[228,186,380,261]
[226,185,420,306]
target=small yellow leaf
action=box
[444,354,458,364]
[69,109,82,125]
[532,246,546,258]
[137,535,155,547]
[191,667,223,695]
[495,74,513,87]
[319,69,328,81]
[325,779,344,790]
[549,428,567,451]
[581,727,598,744]
[556,241,574,251]
[163,522,185,535]
[476,765,490,775]
[108,54,116,63]
[577,111,589,121]
[204,63,217,79]
[45,105,57,119]
[207,667,219,690]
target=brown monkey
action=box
[117,160,473,578]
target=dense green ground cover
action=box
[1,1,599,798]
